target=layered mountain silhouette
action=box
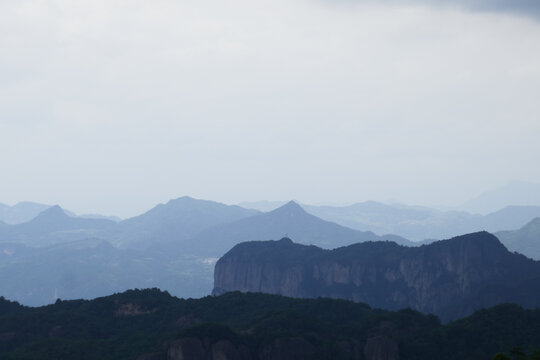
[496,217,540,260]
[0,198,416,305]
[0,197,261,305]
[178,201,413,256]
[0,206,117,247]
[113,196,259,249]
[459,181,540,214]
[0,238,214,306]
[303,201,540,241]
[3,195,540,308]
[0,198,260,249]
[214,232,540,322]
[0,201,52,224]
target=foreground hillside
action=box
[214,232,540,322]
[0,289,539,360]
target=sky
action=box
[1,0,539,218]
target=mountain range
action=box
[0,198,411,305]
[112,196,259,249]
[0,201,121,225]
[460,181,540,214]
[0,202,53,225]
[161,201,413,256]
[0,206,117,247]
[2,195,540,306]
[4,193,540,245]
[303,202,540,241]
[496,217,540,260]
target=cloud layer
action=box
[1,0,539,216]
[347,0,540,18]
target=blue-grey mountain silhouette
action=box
[496,217,540,260]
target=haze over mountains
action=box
[460,181,540,214]
[0,198,410,305]
[172,201,413,256]
[0,239,213,306]
[0,202,122,225]
[303,202,540,241]
[236,182,540,241]
[5,181,540,243]
[112,197,259,249]
[1,190,540,307]
[0,202,52,225]
[496,218,540,261]
[0,206,117,247]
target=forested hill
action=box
[0,289,539,360]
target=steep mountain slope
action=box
[0,206,116,247]
[114,196,259,248]
[183,201,412,256]
[496,217,540,260]
[302,202,540,241]
[214,232,540,322]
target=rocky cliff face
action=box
[213,232,540,322]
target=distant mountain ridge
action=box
[460,181,540,214]
[179,201,413,256]
[301,201,540,241]
[4,194,540,307]
[0,201,52,224]
[0,197,263,305]
[0,197,261,249]
[214,232,540,322]
[0,206,117,247]
[496,217,540,260]
[113,196,260,249]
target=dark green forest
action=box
[0,289,539,359]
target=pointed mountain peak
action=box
[269,201,308,216]
[34,205,69,220]
[168,196,196,204]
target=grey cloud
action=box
[345,0,540,18]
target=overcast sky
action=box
[1,0,539,217]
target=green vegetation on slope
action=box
[0,289,539,359]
